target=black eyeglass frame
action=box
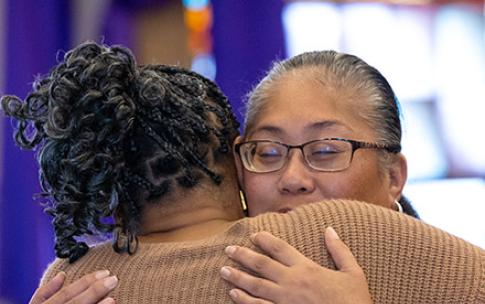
[235,137,401,173]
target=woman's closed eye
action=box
[309,145,342,158]
[255,146,284,161]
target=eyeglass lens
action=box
[241,140,353,172]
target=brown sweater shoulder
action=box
[274,200,485,303]
[40,199,485,303]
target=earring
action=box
[113,226,139,254]
[239,190,248,212]
[395,200,403,213]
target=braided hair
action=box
[1,42,239,262]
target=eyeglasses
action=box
[235,138,401,173]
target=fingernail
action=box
[53,271,66,282]
[95,270,110,280]
[229,289,238,299]
[327,227,339,240]
[225,246,236,256]
[103,276,118,289]
[220,266,231,279]
[99,297,115,304]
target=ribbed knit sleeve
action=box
[38,199,485,303]
[252,199,485,304]
[478,248,485,302]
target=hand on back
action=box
[30,270,118,304]
[220,227,373,304]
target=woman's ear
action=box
[233,136,245,189]
[387,153,408,203]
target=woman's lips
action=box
[277,208,292,213]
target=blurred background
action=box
[0,0,484,302]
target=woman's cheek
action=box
[244,176,274,216]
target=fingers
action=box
[44,270,118,304]
[67,276,118,304]
[249,232,305,266]
[30,272,66,304]
[98,298,116,304]
[224,245,286,280]
[228,288,274,304]
[220,266,280,301]
[324,227,361,273]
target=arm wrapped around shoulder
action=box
[260,199,485,304]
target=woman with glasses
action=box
[235,50,417,217]
[222,50,420,302]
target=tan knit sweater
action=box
[41,199,485,303]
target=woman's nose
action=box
[277,150,316,195]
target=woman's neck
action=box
[137,215,236,243]
[137,182,244,243]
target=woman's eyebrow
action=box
[306,120,345,130]
[250,125,283,136]
[248,120,349,138]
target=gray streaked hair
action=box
[244,50,402,149]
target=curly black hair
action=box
[1,42,239,263]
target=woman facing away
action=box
[2,42,483,304]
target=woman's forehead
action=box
[269,76,367,116]
[247,119,355,143]
[247,73,375,140]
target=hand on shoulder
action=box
[30,270,118,304]
[220,227,373,304]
